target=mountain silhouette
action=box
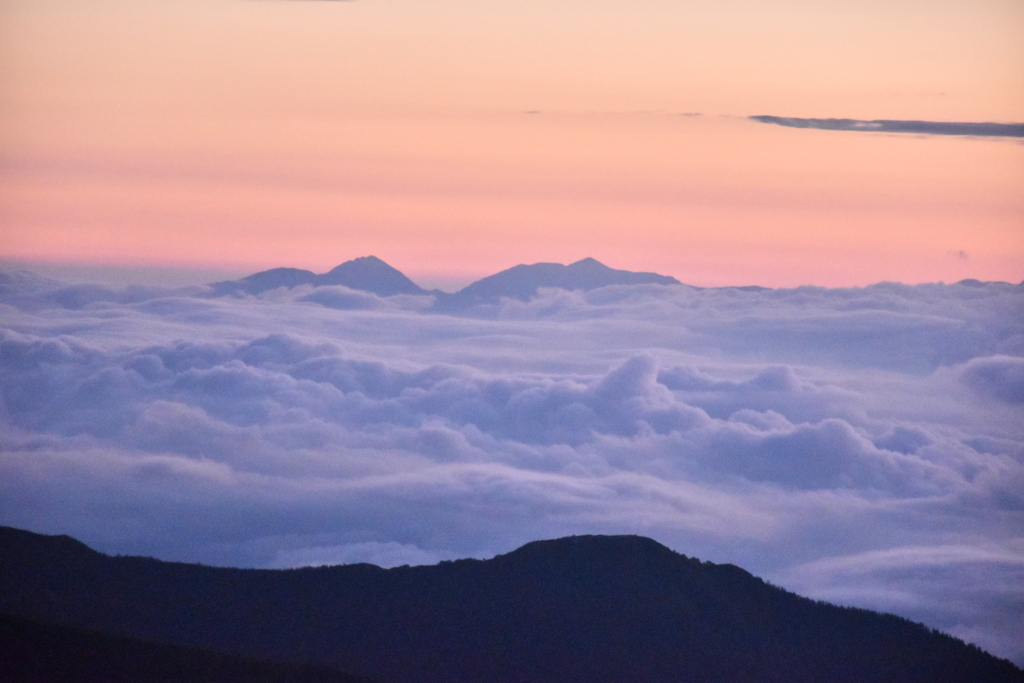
[209,256,682,305]
[210,256,426,297]
[0,612,378,683]
[2,526,1019,683]
[316,256,425,296]
[437,257,681,309]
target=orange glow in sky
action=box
[1,0,1022,287]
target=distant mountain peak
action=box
[210,257,425,298]
[440,258,681,306]
[323,255,388,274]
[319,256,424,296]
[238,267,317,288]
[210,257,682,306]
[568,257,606,268]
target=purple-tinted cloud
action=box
[961,355,1024,404]
[1,270,1022,663]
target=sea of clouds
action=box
[1,269,1022,663]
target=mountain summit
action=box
[210,256,426,297]
[1,526,1019,683]
[317,256,425,296]
[209,257,682,305]
[445,257,681,305]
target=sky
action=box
[1,0,1024,667]
[1,0,1022,288]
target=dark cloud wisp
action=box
[750,115,1024,138]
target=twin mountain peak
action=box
[210,256,689,303]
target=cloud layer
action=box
[1,270,1023,663]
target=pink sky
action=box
[1,0,1022,288]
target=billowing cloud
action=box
[780,546,1024,664]
[751,115,1024,138]
[960,355,1024,404]
[1,269,1022,663]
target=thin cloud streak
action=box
[751,116,1024,138]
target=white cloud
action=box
[961,355,1024,404]
[1,271,1022,662]
[271,541,446,569]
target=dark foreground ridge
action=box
[0,612,378,683]
[1,527,1020,683]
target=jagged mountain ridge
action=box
[1,526,1019,683]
